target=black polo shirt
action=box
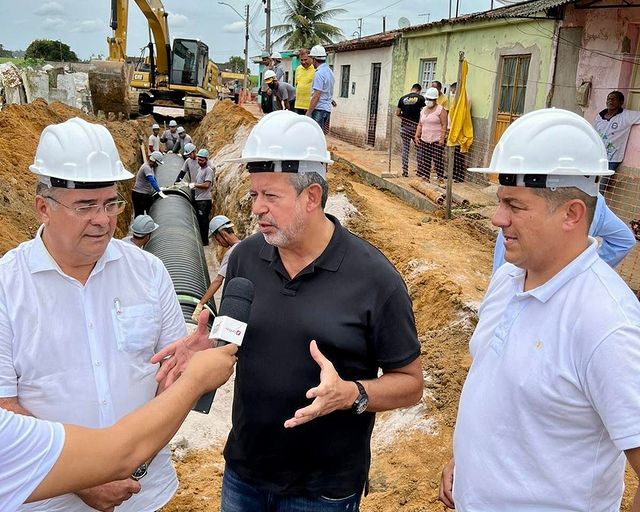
[223,214,420,498]
[397,92,426,126]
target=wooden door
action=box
[367,63,381,147]
[493,55,531,145]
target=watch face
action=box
[354,395,369,415]
[131,463,148,480]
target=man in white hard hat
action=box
[174,142,198,184]
[160,119,179,152]
[148,123,160,154]
[191,148,214,246]
[153,111,423,511]
[191,215,242,321]
[263,70,296,111]
[171,126,193,155]
[271,51,285,81]
[261,69,277,114]
[131,150,166,217]
[438,109,640,512]
[0,117,202,512]
[306,45,334,134]
[0,344,236,512]
[123,214,159,249]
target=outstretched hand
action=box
[151,309,213,390]
[284,340,357,428]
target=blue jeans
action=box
[311,109,331,134]
[220,466,361,512]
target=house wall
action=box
[329,46,394,149]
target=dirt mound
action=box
[0,99,144,256]
[193,101,257,157]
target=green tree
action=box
[0,44,12,58]
[25,39,79,62]
[268,0,345,49]
[228,56,245,73]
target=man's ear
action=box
[562,199,588,233]
[35,195,52,225]
[304,183,324,211]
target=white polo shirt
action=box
[0,409,65,512]
[0,228,187,512]
[453,238,640,512]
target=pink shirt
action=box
[419,105,444,143]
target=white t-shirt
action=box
[0,409,65,512]
[217,242,238,278]
[148,134,160,151]
[592,108,640,162]
[0,229,187,512]
[453,239,640,512]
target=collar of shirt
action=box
[599,107,624,120]
[506,237,599,303]
[258,214,347,275]
[27,225,122,279]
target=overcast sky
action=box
[4,0,494,71]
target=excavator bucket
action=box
[88,60,133,117]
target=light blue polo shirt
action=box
[311,63,334,113]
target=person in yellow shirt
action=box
[431,80,450,111]
[294,48,316,115]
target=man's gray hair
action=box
[35,181,59,199]
[288,172,328,208]
[532,187,597,231]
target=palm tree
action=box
[268,0,346,49]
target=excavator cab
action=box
[172,39,209,88]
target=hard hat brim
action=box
[224,155,334,165]
[467,167,614,176]
[29,166,135,182]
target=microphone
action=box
[192,277,254,414]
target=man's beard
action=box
[260,202,305,248]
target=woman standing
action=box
[415,87,448,182]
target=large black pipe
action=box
[144,154,216,325]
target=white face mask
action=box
[426,100,436,107]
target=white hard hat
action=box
[469,108,612,196]
[309,45,327,58]
[152,123,160,130]
[263,69,276,82]
[226,110,333,176]
[29,117,133,187]
[177,126,185,134]
[197,148,209,158]
[169,120,178,127]
[149,151,164,164]
[209,215,233,236]
[131,214,159,236]
[183,142,196,154]
[271,51,282,60]
[424,87,439,100]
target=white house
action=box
[326,32,398,150]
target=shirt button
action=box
[102,400,107,405]
[88,322,94,329]
[95,361,101,367]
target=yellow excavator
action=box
[89,0,219,119]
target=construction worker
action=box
[191,215,242,321]
[306,45,334,134]
[0,117,194,512]
[271,51,285,81]
[439,109,640,511]
[294,48,315,115]
[2,346,236,511]
[160,120,179,152]
[263,72,296,111]
[152,111,423,511]
[174,142,198,184]
[123,214,159,248]
[132,150,166,217]
[172,126,193,155]
[261,70,277,114]
[148,123,160,153]
[191,148,214,245]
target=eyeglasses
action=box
[46,196,127,218]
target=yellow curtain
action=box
[447,60,474,153]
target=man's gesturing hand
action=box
[284,340,359,428]
[438,458,455,509]
[150,309,213,389]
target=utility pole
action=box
[357,18,363,39]
[382,16,386,32]
[264,0,271,53]
[244,3,249,93]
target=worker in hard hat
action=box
[439,109,640,512]
[132,150,166,217]
[263,71,296,111]
[152,111,423,511]
[0,117,207,512]
[0,345,236,512]
[160,119,179,152]
[172,126,193,155]
[260,69,277,114]
[306,45,334,134]
[123,214,159,248]
[174,142,198,185]
[148,123,160,153]
[191,148,214,245]
[271,51,285,81]
[191,215,242,322]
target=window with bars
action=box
[419,59,437,91]
[498,55,531,115]
[340,65,350,98]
